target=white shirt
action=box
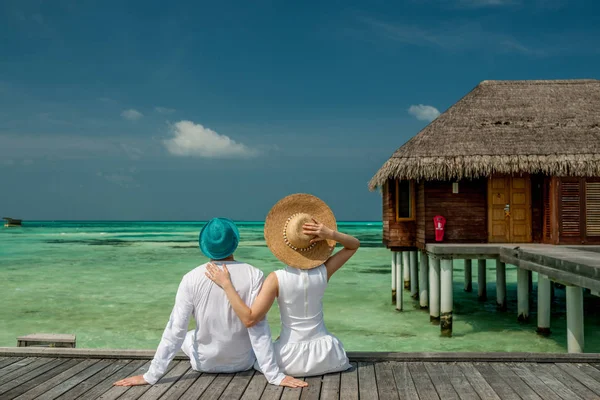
[143,261,285,385]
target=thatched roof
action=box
[369,79,600,190]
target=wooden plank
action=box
[423,362,460,400]
[218,369,254,400]
[439,362,481,400]
[374,362,399,400]
[197,373,234,400]
[506,363,562,400]
[0,358,66,397]
[258,380,284,400]
[0,359,82,400]
[158,366,202,400]
[390,362,419,400]
[240,373,268,400]
[457,363,500,400]
[0,357,37,379]
[320,372,341,400]
[97,360,152,400]
[56,359,138,400]
[556,363,600,396]
[13,359,99,400]
[471,363,520,400]
[0,357,23,370]
[117,361,181,400]
[574,364,600,385]
[358,362,378,400]
[492,362,543,399]
[407,362,440,400]
[298,376,321,400]
[523,363,583,400]
[178,373,217,400]
[137,361,191,400]
[0,357,55,386]
[34,359,113,400]
[537,363,598,400]
[340,362,358,400]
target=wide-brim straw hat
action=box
[264,193,337,270]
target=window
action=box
[396,180,415,221]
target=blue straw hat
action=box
[199,218,240,260]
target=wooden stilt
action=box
[440,259,453,337]
[464,259,472,292]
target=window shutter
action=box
[560,181,581,237]
[543,180,552,240]
[586,181,600,237]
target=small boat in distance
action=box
[3,217,22,227]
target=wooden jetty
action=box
[3,217,22,227]
[2,348,600,399]
[369,79,600,351]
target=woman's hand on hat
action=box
[205,263,232,289]
[303,218,334,243]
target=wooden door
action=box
[488,176,510,243]
[488,175,532,243]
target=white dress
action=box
[268,264,351,376]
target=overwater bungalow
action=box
[370,79,600,249]
[3,217,22,227]
[369,80,600,347]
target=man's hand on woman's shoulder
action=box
[280,376,308,388]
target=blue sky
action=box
[1,0,599,221]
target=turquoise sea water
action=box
[1,221,599,353]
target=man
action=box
[114,218,306,388]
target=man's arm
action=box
[246,272,286,385]
[114,275,194,386]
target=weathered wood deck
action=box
[1,351,600,399]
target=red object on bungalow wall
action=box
[434,215,446,242]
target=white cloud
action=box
[408,105,441,122]
[163,120,259,158]
[155,106,176,114]
[121,109,143,121]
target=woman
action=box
[205,193,360,376]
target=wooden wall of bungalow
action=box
[382,174,600,249]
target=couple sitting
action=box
[114,194,360,388]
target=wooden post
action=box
[517,268,529,322]
[395,252,403,312]
[477,259,487,302]
[537,273,551,336]
[496,260,506,311]
[391,252,397,304]
[464,259,472,292]
[403,252,410,289]
[429,255,440,324]
[566,285,584,353]
[528,270,533,293]
[410,251,418,299]
[419,251,429,309]
[440,259,453,337]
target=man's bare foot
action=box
[280,376,308,388]
[113,375,148,386]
